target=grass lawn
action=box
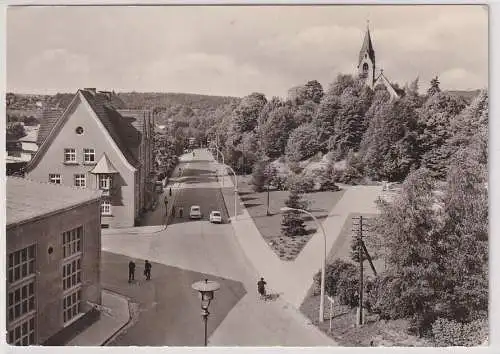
[236,175,346,261]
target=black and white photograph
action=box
[4,3,489,348]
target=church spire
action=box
[358,21,375,66]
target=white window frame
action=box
[64,148,76,163]
[8,280,36,325]
[74,174,86,188]
[62,258,82,292]
[63,288,82,324]
[98,174,112,190]
[8,245,36,285]
[49,174,62,184]
[8,315,36,346]
[62,227,82,259]
[83,148,95,164]
[101,199,112,216]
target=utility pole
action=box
[352,216,377,326]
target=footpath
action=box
[211,149,382,309]
[66,290,130,346]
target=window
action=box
[7,316,36,346]
[62,227,82,259]
[8,281,35,324]
[62,258,82,291]
[8,245,36,284]
[98,174,112,190]
[48,174,62,184]
[64,148,76,163]
[83,148,95,163]
[63,289,82,323]
[74,174,86,188]
[101,199,112,215]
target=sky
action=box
[6,4,488,98]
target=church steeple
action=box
[357,21,376,88]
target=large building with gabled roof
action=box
[25,88,155,228]
[357,23,404,100]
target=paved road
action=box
[101,251,246,346]
[101,149,335,346]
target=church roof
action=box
[358,26,375,66]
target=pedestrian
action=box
[179,207,184,218]
[144,260,152,280]
[128,260,136,283]
[172,205,175,218]
[257,277,267,299]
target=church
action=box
[357,24,404,100]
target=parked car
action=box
[190,205,202,219]
[209,211,222,224]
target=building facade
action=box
[25,89,155,228]
[6,177,102,345]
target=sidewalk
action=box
[66,289,130,346]
[210,149,383,309]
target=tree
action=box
[427,76,441,97]
[313,92,342,151]
[285,123,320,162]
[304,80,324,104]
[417,92,467,178]
[259,106,294,158]
[6,122,26,140]
[317,153,340,191]
[339,150,364,185]
[281,189,308,237]
[251,158,269,192]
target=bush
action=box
[286,173,315,193]
[432,317,488,346]
[313,259,359,308]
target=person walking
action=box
[257,277,267,299]
[144,260,152,280]
[179,207,184,218]
[128,260,136,283]
[164,196,168,215]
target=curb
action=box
[101,289,133,346]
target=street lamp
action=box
[280,206,327,323]
[191,279,220,346]
[225,165,238,220]
[214,146,225,187]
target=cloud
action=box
[6,5,488,96]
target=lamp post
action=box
[191,279,220,346]
[280,206,327,323]
[214,146,225,187]
[225,165,238,220]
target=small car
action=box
[209,211,222,224]
[190,205,202,219]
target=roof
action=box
[19,128,39,143]
[80,90,140,167]
[37,109,64,145]
[375,71,401,99]
[90,153,119,174]
[7,176,101,227]
[358,26,375,66]
[28,89,141,172]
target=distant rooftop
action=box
[7,177,101,227]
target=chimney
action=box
[84,88,97,95]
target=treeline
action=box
[205,74,486,184]
[117,92,239,125]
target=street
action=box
[101,149,336,346]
